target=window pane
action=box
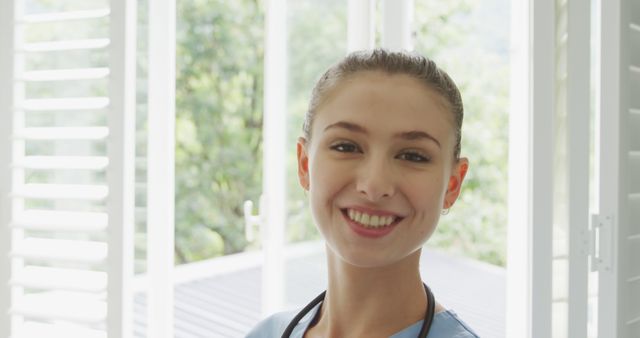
[285,0,348,244]
[414,0,510,266]
[175,0,264,263]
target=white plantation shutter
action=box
[596,0,640,337]
[621,0,640,335]
[0,0,136,337]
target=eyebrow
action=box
[323,121,441,148]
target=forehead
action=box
[313,71,455,142]
[319,70,452,113]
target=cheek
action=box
[404,173,447,207]
[307,156,346,215]
[407,187,443,240]
[308,153,352,194]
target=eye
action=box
[329,141,360,153]
[397,151,430,163]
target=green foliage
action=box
[175,0,264,263]
[285,0,348,242]
[414,0,475,58]
[415,0,510,266]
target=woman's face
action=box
[297,71,468,268]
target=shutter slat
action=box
[11,322,105,338]
[18,68,110,82]
[18,97,109,111]
[10,291,106,324]
[12,184,108,200]
[11,238,107,263]
[13,127,108,140]
[20,38,110,53]
[13,156,108,170]
[19,9,110,24]
[10,209,107,232]
[10,266,107,292]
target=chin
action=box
[328,244,414,269]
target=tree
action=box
[415,0,510,266]
[174,0,264,263]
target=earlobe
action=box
[297,137,310,190]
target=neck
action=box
[306,246,428,338]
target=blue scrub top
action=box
[245,302,480,338]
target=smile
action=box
[345,208,397,228]
[340,207,404,238]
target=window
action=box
[4,0,633,337]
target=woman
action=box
[247,49,479,338]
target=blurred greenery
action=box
[174,0,264,262]
[414,0,510,266]
[174,0,509,266]
[285,0,348,243]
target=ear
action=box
[297,137,310,191]
[443,158,469,209]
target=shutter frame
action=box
[0,0,137,336]
[595,0,640,337]
[107,0,137,337]
[618,0,640,335]
[0,1,16,337]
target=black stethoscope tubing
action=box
[281,283,436,338]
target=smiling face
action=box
[297,71,469,268]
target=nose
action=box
[356,156,395,201]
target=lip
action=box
[340,208,402,239]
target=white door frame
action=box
[262,0,288,316]
[507,0,555,337]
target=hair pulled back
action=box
[304,49,464,160]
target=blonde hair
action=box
[304,49,464,159]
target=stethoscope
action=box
[281,283,436,338]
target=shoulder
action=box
[429,310,480,338]
[245,310,297,338]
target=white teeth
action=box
[370,215,380,227]
[346,209,396,228]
